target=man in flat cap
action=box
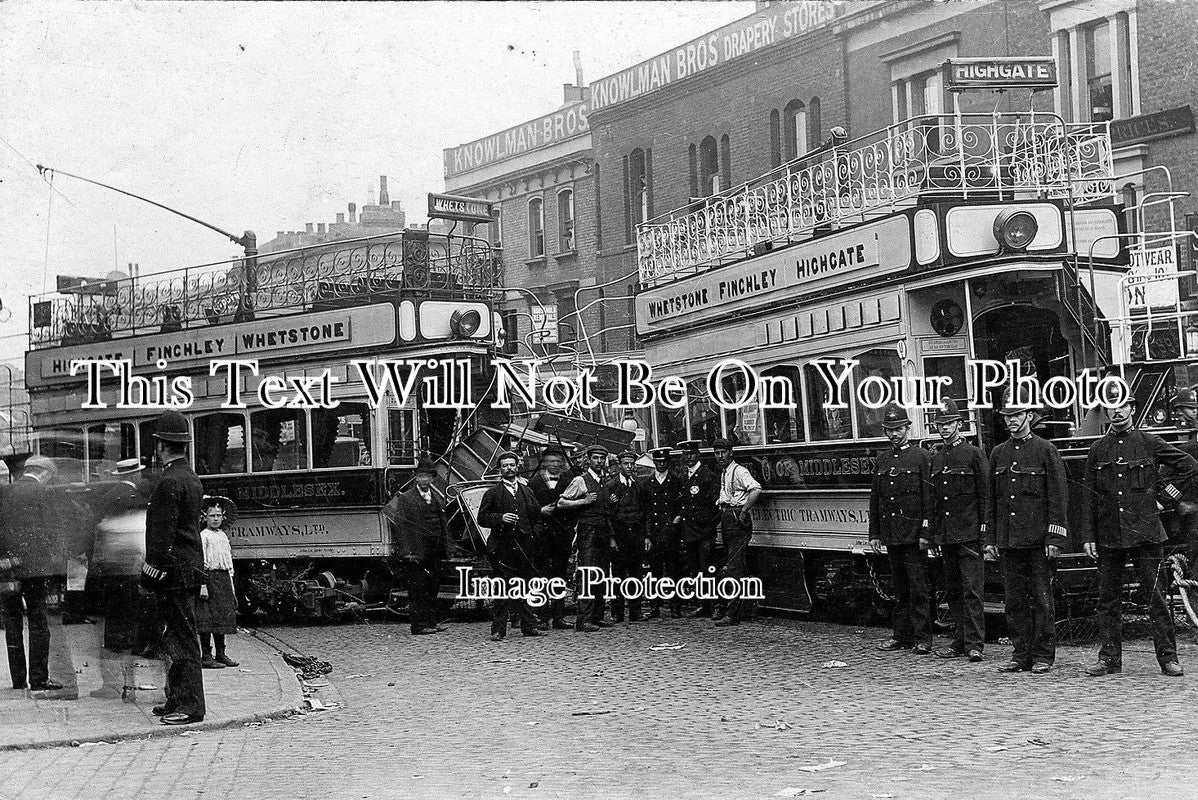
[606,450,649,622]
[986,392,1068,675]
[478,452,542,640]
[645,447,684,618]
[386,460,449,636]
[675,440,720,618]
[558,444,614,631]
[869,403,934,655]
[527,446,575,629]
[142,410,206,724]
[928,399,987,661]
[712,439,761,626]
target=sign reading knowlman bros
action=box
[443,103,590,179]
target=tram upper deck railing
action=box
[29,230,499,348]
[636,113,1116,286]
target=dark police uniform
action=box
[644,452,683,617]
[478,476,542,637]
[929,430,989,656]
[1081,427,1197,671]
[144,451,205,719]
[387,475,449,635]
[870,437,933,649]
[606,463,649,621]
[676,444,720,615]
[527,462,575,627]
[987,431,1068,668]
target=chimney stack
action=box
[348,202,357,223]
[317,223,327,234]
[336,213,345,224]
[305,223,314,233]
[379,175,389,206]
[276,231,285,238]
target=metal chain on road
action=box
[867,558,894,603]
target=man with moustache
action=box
[927,399,987,662]
[606,451,649,623]
[387,460,449,636]
[674,440,720,619]
[869,404,934,655]
[644,447,684,619]
[527,446,575,629]
[478,452,543,641]
[986,394,1069,675]
[1081,398,1196,677]
[557,445,614,631]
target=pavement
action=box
[0,618,303,751]
[1,614,1197,798]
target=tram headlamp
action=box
[993,209,1038,253]
[450,308,482,338]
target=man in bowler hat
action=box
[386,460,449,635]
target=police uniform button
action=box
[1010,495,1015,499]
[1010,512,1016,516]
[1118,491,1122,495]
[945,511,950,516]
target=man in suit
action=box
[675,440,720,618]
[527,446,575,629]
[986,394,1069,675]
[558,445,614,631]
[869,404,934,655]
[1,455,65,692]
[1081,399,1197,677]
[387,460,449,636]
[606,451,649,622]
[928,399,988,662]
[141,410,206,724]
[644,447,683,618]
[477,452,542,641]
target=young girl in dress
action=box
[197,498,238,669]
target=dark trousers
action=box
[402,559,440,634]
[1097,543,1176,667]
[575,521,611,627]
[1001,547,1055,666]
[2,576,51,688]
[649,530,684,612]
[487,539,539,636]
[609,522,646,621]
[682,538,714,613]
[101,576,140,653]
[720,511,754,622]
[161,587,205,717]
[535,522,573,623]
[887,543,932,646]
[941,542,985,653]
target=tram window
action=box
[853,349,903,439]
[313,403,372,468]
[194,413,246,475]
[251,409,308,472]
[762,365,804,443]
[803,363,853,441]
[386,409,415,465]
[38,427,85,483]
[687,378,721,443]
[922,356,969,429]
[720,369,763,446]
[86,422,136,479]
[655,403,687,450]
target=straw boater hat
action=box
[109,458,146,477]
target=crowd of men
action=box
[391,438,761,641]
[871,393,1198,677]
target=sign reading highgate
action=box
[945,57,1058,91]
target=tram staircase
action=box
[1056,258,1110,371]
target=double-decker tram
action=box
[25,225,500,618]
[634,106,1194,619]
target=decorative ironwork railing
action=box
[636,113,1115,286]
[29,231,499,347]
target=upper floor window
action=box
[624,148,652,242]
[1052,8,1137,123]
[783,100,808,161]
[528,197,545,258]
[769,110,782,168]
[808,97,822,149]
[557,189,575,252]
[1086,20,1114,122]
[699,136,721,195]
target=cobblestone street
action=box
[1,616,1194,799]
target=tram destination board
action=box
[427,192,495,223]
[945,57,1057,91]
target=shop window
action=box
[387,408,416,465]
[762,365,805,443]
[195,413,246,475]
[804,362,853,441]
[852,349,903,439]
[557,189,575,252]
[528,197,545,258]
[312,403,372,469]
[250,408,308,472]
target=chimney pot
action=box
[317,223,327,234]
[348,202,357,222]
[379,175,390,206]
[276,231,284,238]
[336,213,345,224]
[305,223,314,233]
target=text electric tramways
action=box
[24,228,501,619]
[633,108,1198,620]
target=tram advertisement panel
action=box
[203,469,385,510]
[226,510,387,559]
[737,443,878,490]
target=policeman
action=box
[675,440,720,618]
[141,410,206,724]
[712,439,761,627]
[606,451,649,622]
[986,394,1068,675]
[1081,398,1196,677]
[928,399,987,662]
[558,444,614,631]
[527,446,574,629]
[644,447,683,618]
[869,404,934,654]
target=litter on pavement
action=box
[775,788,825,797]
[649,643,686,651]
[821,661,848,668]
[797,759,846,772]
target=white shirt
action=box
[718,461,761,507]
[201,528,235,573]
